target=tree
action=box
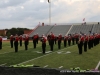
[6,27,31,37]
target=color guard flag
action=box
[48,0,50,3]
[83,18,85,21]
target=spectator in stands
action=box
[0,36,2,49]
[10,35,14,48]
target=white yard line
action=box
[17,45,75,65]
[95,61,100,70]
[0,63,7,66]
[59,66,63,69]
[43,65,48,68]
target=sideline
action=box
[95,61,100,70]
[17,45,75,65]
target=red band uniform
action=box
[19,35,23,47]
[10,35,14,48]
[64,35,68,47]
[58,34,62,49]
[32,35,37,49]
[50,33,55,51]
[41,36,46,54]
[78,35,84,54]
[84,35,88,52]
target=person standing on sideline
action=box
[10,35,14,48]
[24,35,29,50]
[41,36,46,54]
[14,34,19,52]
[0,36,2,50]
[19,35,23,47]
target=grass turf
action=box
[0,41,100,70]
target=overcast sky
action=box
[0,0,100,29]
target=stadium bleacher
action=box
[29,25,53,37]
[29,22,100,38]
[92,24,100,33]
[47,25,71,37]
[68,24,93,35]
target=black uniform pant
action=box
[88,40,91,49]
[14,42,18,52]
[33,40,36,49]
[68,40,71,46]
[58,40,61,49]
[50,40,54,51]
[25,41,28,50]
[78,41,83,54]
[0,42,2,49]
[94,39,96,46]
[36,38,38,44]
[42,43,46,54]
[72,39,75,45]
[64,40,66,47]
[91,40,93,48]
[20,40,22,46]
[48,40,50,45]
[10,40,13,48]
[84,41,87,52]
[76,38,78,44]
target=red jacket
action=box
[0,37,2,42]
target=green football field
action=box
[0,40,100,70]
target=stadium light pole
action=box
[48,0,51,25]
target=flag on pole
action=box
[48,0,50,3]
[82,18,86,25]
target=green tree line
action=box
[5,28,30,38]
